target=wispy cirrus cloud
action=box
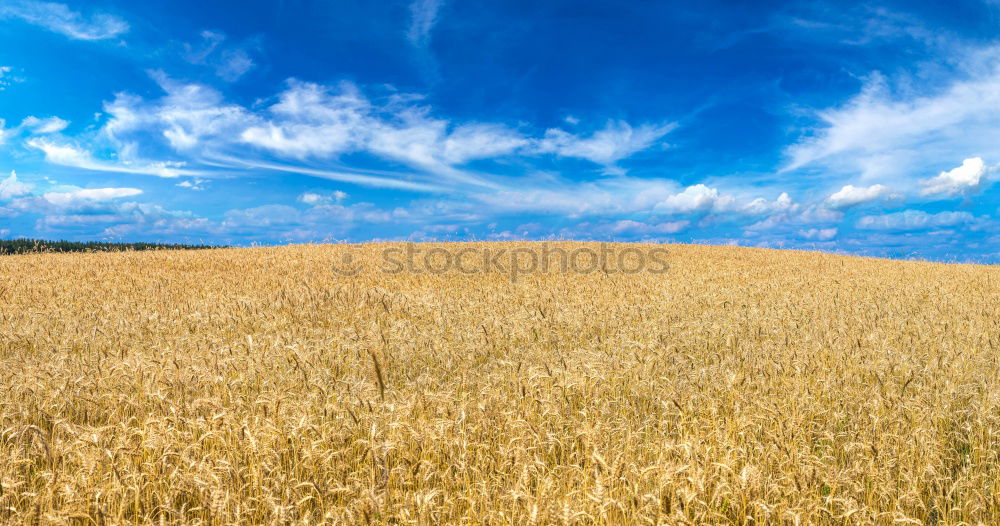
[183,30,256,82]
[88,75,673,190]
[0,1,128,41]
[535,121,676,175]
[407,0,444,47]
[406,0,445,82]
[42,187,142,207]
[783,46,1000,185]
[25,138,202,178]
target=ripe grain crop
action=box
[0,242,998,525]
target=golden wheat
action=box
[0,242,998,525]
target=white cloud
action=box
[826,183,893,208]
[20,116,69,134]
[215,157,444,192]
[536,120,675,172]
[97,71,254,161]
[43,187,142,207]
[7,187,156,226]
[783,48,1000,183]
[856,210,975,230]
[239,80,369,158]
[0,1,128,40]
[920,157,987,197]
[147,72,254,151]
[0,66,16,90]
[740,192,798,215]
[0,171,33,200]
[0,115,69,146]
[441,123,528,164]
[84,75,671,192]
[299,193,324,205]
[240,82,521,187]
[26,138,200,178]
[654,184,736,214]
[653,183,801,224]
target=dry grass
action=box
[1,242,998,525]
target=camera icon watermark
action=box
[332,242,669,281]
[331,247,363,277]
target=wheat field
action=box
[1,242,998,525]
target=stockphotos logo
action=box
[331,243,670,281]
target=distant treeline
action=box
[0,238,224,255]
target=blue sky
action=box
[0,0,998,261]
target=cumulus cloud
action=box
[0,171,33,201]
[740,192,798,215]
[655,184,736,214]
[856,210,975,230]
[649,185,805,223]
[920,157,987,197]
[0,1,128,40]
[826,183,893,209]
[4,184,161,234]
[2,182,207,239]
